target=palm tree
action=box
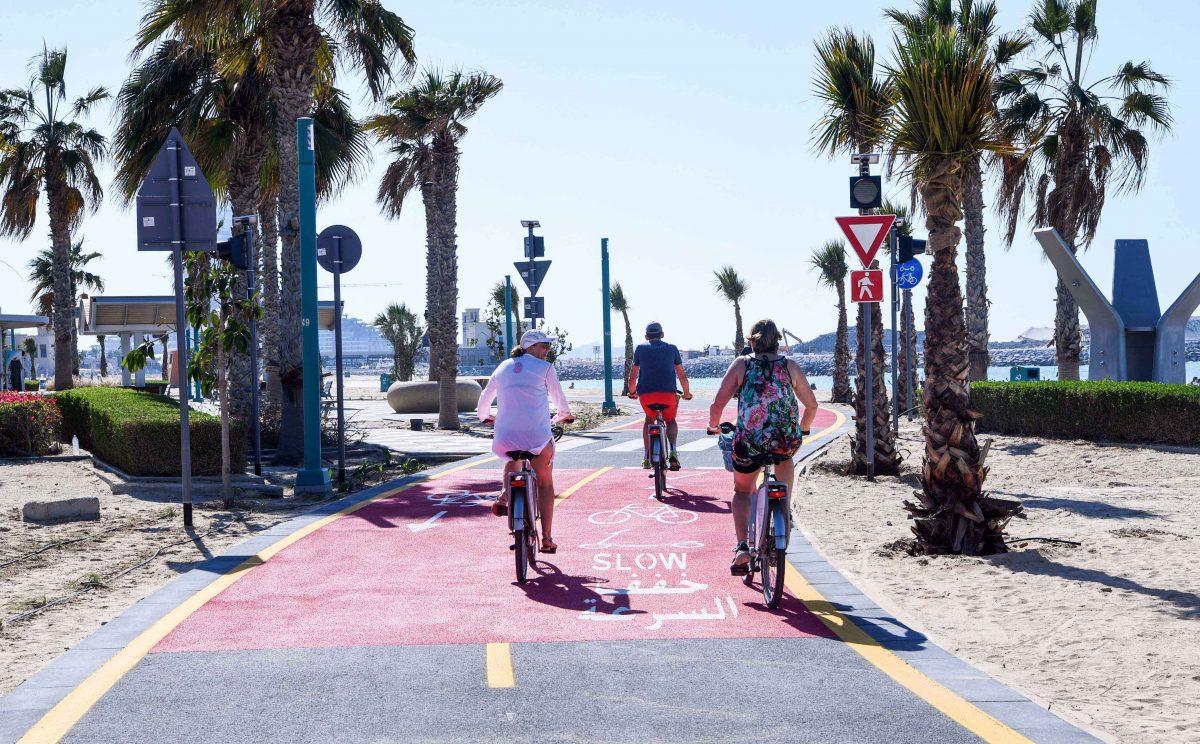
[27,240,104,318]
[0,47,107,390]
[887,1,1031,381]
[996,0,1172,379]
[809,241,852,404]
[484,281,521,360]
[121,7,378,462]
[368,69,504,430]
[374,303,424,382]
[711,266,749,352]
[131,0,414,457]
[811,28,899,475]
[609,282,634,394]
[97,335,109,377]
[886,22,1020,554]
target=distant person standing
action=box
[8,353,23,391]
[626,322,692,471]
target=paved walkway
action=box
[1,402,1098,743]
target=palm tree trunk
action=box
[733,301,745,352]
[258,194,282,424]
[851,294,899,475]
[267,0,320,463]
[831,281,851,403]
[1049,120,1086,381]
[98,336,108,377]
[898,291,919,410]
[424,142,461,429]
[620,309,633,395]
[226,133,267,446]
[44,159,75,391]
[963,155,990,381]
[907,159,1019,555]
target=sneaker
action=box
[668,452,681,471]
[642,458,651,469]
[730,542,751,576]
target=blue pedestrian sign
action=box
[896,259,923,290]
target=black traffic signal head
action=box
[898,234,928,262]
[216,233,249,270]
[849,175,882,210]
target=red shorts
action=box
[638,392,679,422]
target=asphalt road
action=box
[2,401,1099,744]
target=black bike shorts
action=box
[731,440,796,474]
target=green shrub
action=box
[23,379,40,391]
[0,392,61,456]
[972,380,1200,445]
[56,387,243,476]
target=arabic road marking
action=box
[485,643,515,688]
[783,563,1033,744]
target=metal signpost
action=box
[296,118,331,494]
[317,224,363,486]
[136,128,217,528]
[837,212,894,482]
[889,227,899,435]
[600,238,618,414]
[895,257,924,419]
[518,221,548,327]
[504,275,515,354]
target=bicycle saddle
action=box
[647,403,669,412]
[506,450,537,461]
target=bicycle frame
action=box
[746,463,790,563]
[507,461,539,535]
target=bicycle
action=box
[645,403,671,502]
[709,422,791,609]
[499,422,566,585]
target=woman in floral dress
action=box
[708,319,818,574]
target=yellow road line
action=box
[784,564,1033,743]
[485,643,516,688]
[556,466,612,503]
[804,408,847,448]
[19,457,495,744]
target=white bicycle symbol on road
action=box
[588,503,698,526]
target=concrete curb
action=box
[0,454,493,744]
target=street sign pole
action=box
[167,139,194,526]
[332,235,346,486]
[526,223,537,330]
[241,218,262,476]
[904,289,915,418]
[890,226,900,435]
[600,238,618,414]
[504,275,514,353]
[296,118,330,493]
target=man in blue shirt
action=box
[627,322,692,470]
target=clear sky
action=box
[1,1,1197,352]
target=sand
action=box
[795,419,1200,743]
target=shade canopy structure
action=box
[0,313,49,333]
[318,300,341,332]
[78,296,177,336]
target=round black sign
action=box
[317,225,362,274]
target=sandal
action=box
[540,538,558,554]
[491,499,508,517]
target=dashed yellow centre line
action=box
[556,466,612,503]
[485,643,515,688]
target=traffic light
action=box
[898,235,927,262]
[215,233,249,270]
[523,235,545,258]
[849,175,882,210]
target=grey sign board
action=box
[136,128,217,252]
[317,225,363,275]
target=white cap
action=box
[519,329,552,348]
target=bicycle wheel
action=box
[513,492,529,584]
[761,504,787,609]
[651,438,666,501]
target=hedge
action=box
[972,380,1200,445]
[0,392,61,456]
[56,387,243,476]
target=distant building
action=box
[318,316,390,358]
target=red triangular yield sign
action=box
[836,215,896,268]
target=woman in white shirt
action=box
[477,329,574,553]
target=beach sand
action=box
[796,419,1200,743]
